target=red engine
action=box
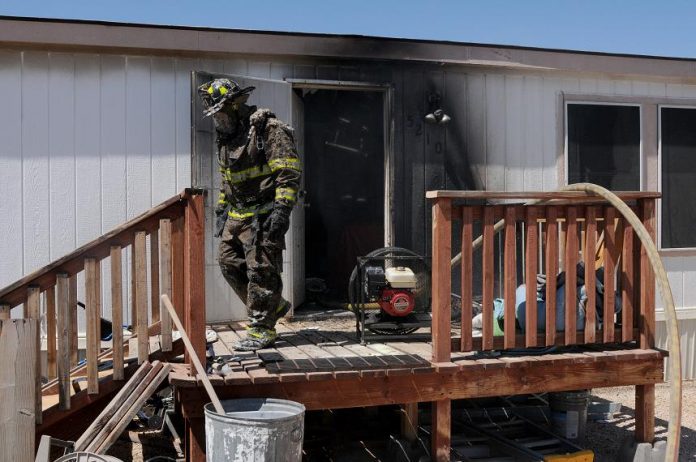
[378,288,416,317]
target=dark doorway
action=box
[302,89,385,304]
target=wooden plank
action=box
[603,207,617,343]
[564,207,578,345]
[222,327,282,384]
[131,244,136,329]
[426,190,660,200]
[545,206,558,346]
[584,206,598,344]
[635,384,655,443]
[432,399,451,462]
[92,362,170,453]
[453,327,637,353]
[74,360,153,451]
[26,285,41,424]
[431,198,452,363]
[460,207,473,352]
[525,206,538,347]
[639,199,656,349]
[184,194,206,367]
[150,229,160,324]
[636,198,656,444]
[207,328,253,385]
[503,207,516,350]
[297,330,367,378]
[96,259,102,345]
[0,319,37,462]
[134,231,148,364]
[161,295,224,416]
[320,330,393,377]
[110,246,124,381]
[622,222,635,342]
[401,402,419,442]
[56,274,71,410]
[85,258,99,395]
[176,351,665,412]
[84,361,165,452]
[171,216,185,324]
[482,207,495,350]
[0,304,9,320]
[46,285,57,378]
[0,194,185,308]
[69,274,78,367]
[160,219,173,352]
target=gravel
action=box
[586,381,696,461]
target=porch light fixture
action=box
[424,92,451,125]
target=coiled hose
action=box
[449,183,682,459]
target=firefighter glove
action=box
[214,202,230,238]
[267,204,292,241]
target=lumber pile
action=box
[72,360,171,454]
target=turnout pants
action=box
[218,215,287,329]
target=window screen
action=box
[661,107,696,249]
[567,104,640,190]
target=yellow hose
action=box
[448,183,682,459]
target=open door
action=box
[192,72,305,322]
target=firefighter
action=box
[199,78,301,351]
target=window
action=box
[566,103,641,190]
[660,107,696,249]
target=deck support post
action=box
[185,417,206,462]
[431,198,452,364]
[178,387,207,462]
[432,399,451,461]
[636,198,656,443]
[401,402,419,442]
[183,193,206,370]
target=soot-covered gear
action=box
[217,108,302,221]
[219,217,292,330]
[208,91,301,340]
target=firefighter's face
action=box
[212,103,241,136]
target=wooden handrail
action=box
[0,191,188,308]
[426,190,661,200]
[430,190,658,362]
[0,188,206,418]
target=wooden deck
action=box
[170,318,665,408]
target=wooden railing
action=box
[0,189,206,420]
[428,191,658,364]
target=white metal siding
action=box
[0,50,195,330]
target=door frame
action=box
[286,79,396,247]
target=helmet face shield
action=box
[198,78,255,117]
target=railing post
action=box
[184,193,206,369]
[431,197,452,462]
[56,273,71,410]
[110,246,124,380]
[27,285,42,424]
[636,198,656,443]
[160,218,173,352]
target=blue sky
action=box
[1,1,694,59]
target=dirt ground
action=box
[587,381,696,461]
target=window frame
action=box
[563,100,644,191]
[657,104,696,251]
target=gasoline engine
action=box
[364,266,417,317]
[348,247,431,342]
